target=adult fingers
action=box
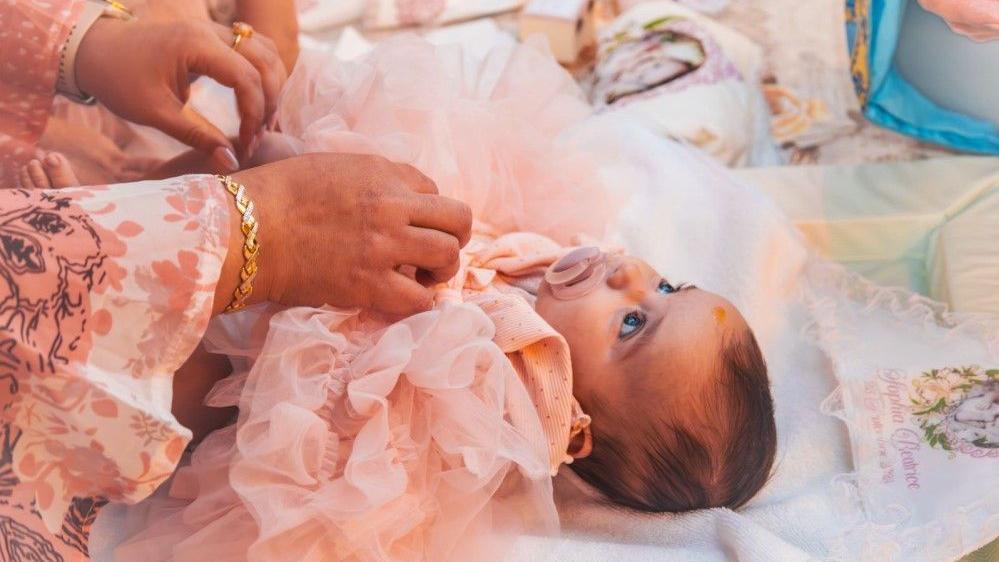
[398,227,461,283]
[215,24,286,137]
[374,272,436,316]
[154,100,240,173]
[186,35,267,151]
[396,163,439,195]
[407,195,473,247]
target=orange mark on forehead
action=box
[712,306,726,325]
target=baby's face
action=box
[535,253,747,418]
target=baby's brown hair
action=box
[570,328,776,512]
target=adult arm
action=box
[75,14,286,169]
[1,152,471,533]
[0,0,287,184]
[0,175,231,533]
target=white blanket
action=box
[508,118,998,562]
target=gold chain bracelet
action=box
[217,175,259,313]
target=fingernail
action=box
[247,134,260,159]
[214,146,239,172]
[45,153,62,166]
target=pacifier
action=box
[544,246,608,300]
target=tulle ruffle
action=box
[277,35,619,244]
[112,303,558,562]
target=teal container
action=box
[846,0,999,154]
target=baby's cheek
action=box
[569,350,613,399]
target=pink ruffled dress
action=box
[111,230,593,562]
[107,37,616,562]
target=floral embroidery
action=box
[1,424,93,561]
[910,366,999,458]
[1,2,231,558]
[0,188,125,414]
[0,175,229,555]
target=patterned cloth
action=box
[0,179,230,560]
[0,3,232,560]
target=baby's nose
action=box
[607,262,644,294]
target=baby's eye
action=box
[620,311,646,338]
[657,279,676,294]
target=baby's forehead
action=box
[681,292,751,349]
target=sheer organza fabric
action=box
[111,304,558,562]
[277,35,617,244]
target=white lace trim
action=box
[801,257,999,561]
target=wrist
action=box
[57,2,107,104]
[74,17,124,101]
[231,168,287,305]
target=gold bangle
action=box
[217,175,260,313]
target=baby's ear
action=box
[567,425,593,460]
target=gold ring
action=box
[231,21,254,50]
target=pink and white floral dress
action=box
[0,2,231,560]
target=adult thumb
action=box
[157,100,240,173]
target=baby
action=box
[108,229,777,562]
[80,33,775,560]
[21,137,775,521]
[532,246,776,512]
[464,234,777,513]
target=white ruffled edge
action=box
[801,257,999,562]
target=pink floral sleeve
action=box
[0,175,230,558]
[0,0,84,185]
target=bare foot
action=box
[17,152,80,189]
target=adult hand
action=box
[218,154,473,316]
[122,0,300,71]
[918,0,999,42]
[75,16,287,172]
